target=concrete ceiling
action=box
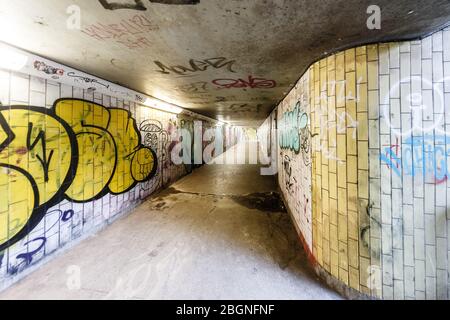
[1,0,450,126]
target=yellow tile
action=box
[356,46,367,56]
[328,118,337,147]
[346,71,356,102]
[327,70,336,96]
[336,81,346,107]
[349,266,360,290]
[347,156,358,183]
[328,95,336,122]
[360,257,371,287]
[367,61,379,90]
[339,268,349,286]
[323,212,330,239]
[338,213,348,241]
[345,48,356,72]
[347,129,357,155]
[347,183,358,212]
[357,112,368,140]
[346,100,357,126]
[360,285,371,296]
[358,141,369,169]
[337,161,347,189]
[336,134,347,160]
[367,44,378,61]
[322,165,329,190]
[331,250,339,277]
[329,152,337,173]
[339,241,349,268]
[336,53,345,81]
[356,54,367,84]
[327,54,335,71]
[337,187,347,214]
[358,170,369,199]
[320,66,327,92]
[323,239,330,271]
[314,60,320,74]
[329,173,337,199]
[348,208,359,240]
[357,83,368,112]
[330,223,338,250]
[330,198,338,225]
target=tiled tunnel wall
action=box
[0,62,239,290]
[259,26,450,300]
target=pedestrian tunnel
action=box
[0,0,449,301]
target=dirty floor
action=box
[0,145,341,300]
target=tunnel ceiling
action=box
[1,0,450,126]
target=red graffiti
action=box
[434,174,448,185]
[384,137,400,169]
[15,147,28,155]
[81,15,158,50]
[212,75,276,89]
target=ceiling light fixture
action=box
[0,45,28,71]
[143,97,183,114]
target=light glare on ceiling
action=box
[0,46,28,71]
[143,97,183,114]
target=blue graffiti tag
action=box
[380,134,449,180]
[279,101,308,153]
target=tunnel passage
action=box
[0,0,449,301]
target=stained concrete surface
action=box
[0,145,341,300]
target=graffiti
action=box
[0,99,158,251]
[380,135,449,181]
[316,141,342,162]
[229,103,261,114]
[7,208,75,274]
[317,76,364,104]
[98,0,199,10]
[33,61,64,79]
[360,201,380,258]
[212,76,276,89]
[279,102,302,153]
[8,237,47,275]
[154,57,236,76]
[279,102,308,147]
[382,138,400,169]
[140,119,169,151]
[82,14,157,50]
[314,103,358,139]
[175,81,208,94]
[67,72,110,89]
[283,155,296,194]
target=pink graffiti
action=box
[384,138,400,169]
[434,174,448,185]
[212,75,276,89]
[81,15,157,50]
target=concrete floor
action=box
[0,144,341,300]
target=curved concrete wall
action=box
[259,25,450,300]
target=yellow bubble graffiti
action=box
[0,99,157,251]
[55,99,116,201]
